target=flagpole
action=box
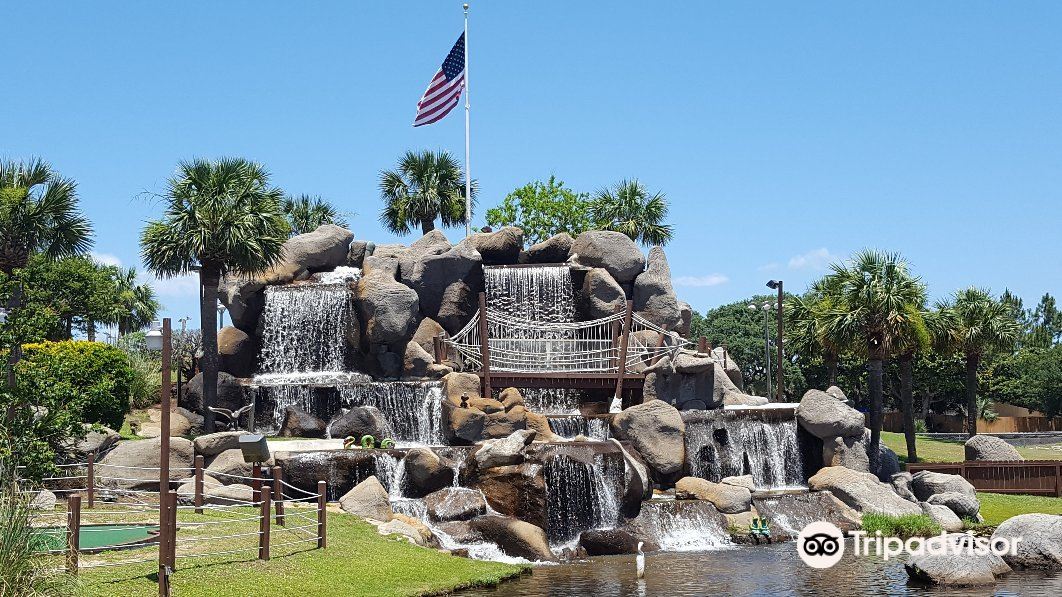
[463,3,472,238]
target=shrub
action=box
[17,341,135,430]
[861,513,941,538]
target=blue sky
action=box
[3,2,1060,328]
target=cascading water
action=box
[516,388,583,415]
[255,384,323,431]
[256,282,357,382]
[633,500,731,552]
[548,416,611,441]
[684,411,805,490]
[338,382,444,446]
[544,453,623,545]
[483,265,576,323]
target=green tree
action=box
[785,277,847,387]
[19,255,120,340]
[1028,293,1061,349]
[378,150,475,235]
[935,288,1022,436]
[140,157,289,431]
[590,179,673,246]
[991,345,1062,417]
[282,194,350,236]
[113,267,161,336]
[819,250,927,470]
[486,176,593,244]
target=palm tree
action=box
[819,250,926,470]
[589,179,673,246]
[378,150,475,235]
[281,194,350,236]
[113,267,161,336]
[935,288,1020,437]
[140,158,289,431]
[0,159,93,388]
[785,277,846,386]
[893,308,931,462]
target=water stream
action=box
[684,411,806,489]
[257,283,356,378]
[337,382,444,446]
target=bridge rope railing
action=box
[444,307,691,374]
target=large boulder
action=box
[98,437,194,490]
[472,462,547,528]
[181,371,248,415]
[905,534,1011,585]
[525,233,573,264]
[378,518,431,546]
[193,431,244,457]
[807,466,923,516]
[442,400,486,445]
[675,477,752,513]
[261,224,354,284]
[568,231,646,284]
[403,340,450,378]
[965,435,1023,462]
[796,389,865,439]
[218,276,266,333]
[68,424,120,457]
[403,447,455,497]
[609,439,652,515]
[346,240,373,268]
[425,487,487,522]
[354,259,421,346]
[610,400,685,480]
[198,483,255,506]
[474,430,536,470]
[926,492,981,520]
[711,347,744,389]
[676,301,692,337]
[992,514,1062,570]
[412,317,446,358]
[578,528,644,556]
[397,230,452,282]
[921,502,964,532]
[327,406,392,441]
[633,247,682,330]
[442,372,482,404]
[911,471,977,502]
[278,406,327,438]
[822,434,870,472]
[217,326,256,378]
[890,472,918,502]
[579,268,626,320]
[482,406,528,439]
[470,515,555,561]
[468,227,522,265]
[206,448,272,480]
[338,476,393,521]
[402,240,483,334]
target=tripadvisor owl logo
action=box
[797,521,845,569]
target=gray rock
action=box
[578,528,645,556]
[711,347,744,389]
[633,246,683,330]
[468,227,522,265]
[403,340,450,378]
[69,424,120,457]
[858,429,902,482]
[911,471,977,502]
[217,326,256,378]
[339,476,393,521]
[206,448,272,481]
[921,502,964,532]
[98,437,194,490]
[371,243,407,259]
[199,483,255,506]
[193,431,244,457]
[217,276,266,333]
[721,475,756,491]
[474,429,536,470]
[807,466,923,516]
[412,317,447,358]
[425,487,487,522]
[354,259,421,346]
[825,385,849,403]
[608,438,652,516]
[722,392,769,407]
[378,518,427,546]
[470,515,555,561]
[442,400,486,445]
[29,489,57,510]
[672,351,714,374]
[677,301,692,337]
[568,231,646,283]
[796,389,865,439]
[402,240,483,334]
[525,233,574,264]
[279,406,327,438]
[397,230,452,283]
[260,224,354,284]
[579,268,626,320]
[403,447,455,497]
[181,371,249,416]
[675,477,752,513]
[965,435,1023,462]
[328,406,392,441]
[347,240,372,267]
[906,534,1011,585]
[890,472,918,502]
[610,400,686,479]
[926,492,981,520]
[992,513,1062,570]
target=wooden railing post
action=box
[613,300,634,405]
[251,463,262,505]
[86,452,95,509]
[66,494,81,575]
[272,466,284,527]
[1056,463,1061,498]
[258,486,271,561]
[477,293,493,399]
[649,325,670,367]
[193,455,204,514]
[697,336,708,354]
[433,334,445,365]
[167,490,177,570]
[317,480,327,549]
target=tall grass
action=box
[0,462,78,596]
[861,513,942,539]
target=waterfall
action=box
[635,501,731,552]
[544,453,623,545]
[257,283,355,380]
[483,265,575,323]
[684,411,805,490]
[516,388,584,415]
[255,384,322,431]
[338,382,444,446]
[548,416,611,441]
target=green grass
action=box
[69,509,526,597]
[861,513,941,538]
[976,492,1062,527]
[880,431,1062,463]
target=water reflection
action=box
[461,542,1062,596]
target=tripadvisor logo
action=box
[796,521,1022,569]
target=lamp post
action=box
[748,302,773,399]
[146,318,172,591]
[217,302,226,330]
[766,280,784,401]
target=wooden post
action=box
[258,486,271,561]
[66,494,81,575]
[251,463,262,505]
[433,334,445,365]
[86,452,95,509]
[167,490,178,570]
[1056,463,1061,498]
[649,325,670,367]
[697,336,708,354]
[477,292,492,399]
[160,318,172,498]
[613,301,634,404]
[317,480,327,549]
[272,466,284,527]
[193,455,204,514]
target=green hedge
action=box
[17,341,135,429]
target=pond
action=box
[461,542,1062,596]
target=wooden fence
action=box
[906,460,1062,497]
[883,412,1062,434]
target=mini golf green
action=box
[32,523,160,553]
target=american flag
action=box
[413,33,465,127]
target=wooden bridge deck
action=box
[476,371,645,391]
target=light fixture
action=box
[766,280,780,290]
[145,320,164,351]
